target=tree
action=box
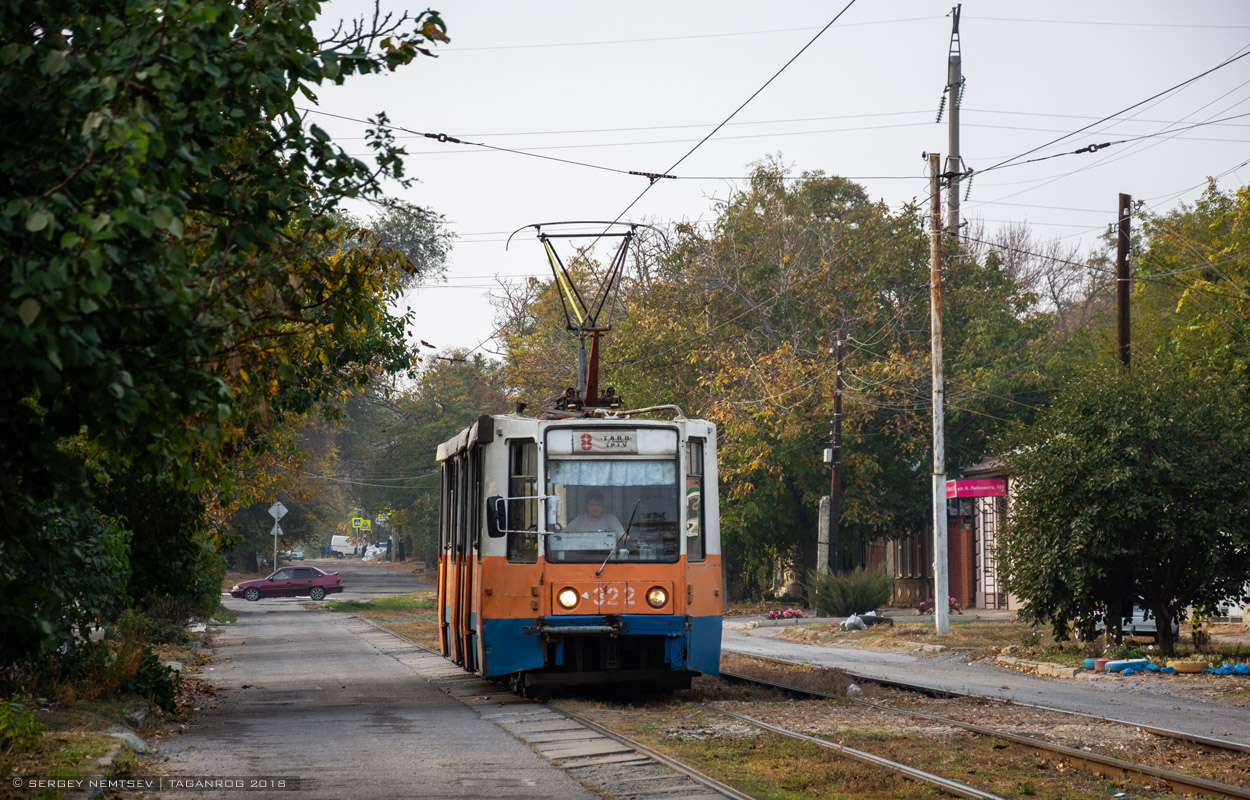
[0,0,449,661]
[1136,182,1250,381]
[337,352,509,565]
[1000,356,1250,655]
[497,160,1049,596]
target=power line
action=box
[299,107,639,178]
[436,15,940,53]
[974,50,1250,177]
[969,15,1250,31]
[604,0,862,227]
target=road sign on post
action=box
[270,520,283,571]
[269,501,288,521]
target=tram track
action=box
[733,651,1250,753]
[361,618,750,800]
[716,658,1250,799]
[361,615,1250,799]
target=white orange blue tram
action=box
[435,412,722,693]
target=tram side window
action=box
[686,439,706,561]
[439,463,451,554]
[507,440,538,563]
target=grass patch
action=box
[374,619,440,650]
[320,593,435,617]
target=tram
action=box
[435,411,721,692]
[434,221,722,693]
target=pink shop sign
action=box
[946,478,1006,498]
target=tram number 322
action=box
[590,586,633,605]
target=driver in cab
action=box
[564,490,624,535]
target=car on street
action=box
[290,546,304,560]
[1094,604,1179,640]
[230,566,344,602]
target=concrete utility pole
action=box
[828,325,844,572]
[928,153,950,635]
[945,5,963,237]
[1116,193,1132,366]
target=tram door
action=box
[458,447,482,671]
[438,458,458,663]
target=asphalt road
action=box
[157,561,1248,799]
[722,623,1250,744]
[303,557,432,599]
[152,562,599,800]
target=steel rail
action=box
[698,702,1006,800]
[735,651,1250,754]
[719,669,1250,800]
[548,705,758,800]
[361,619,754,800]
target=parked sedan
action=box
[230,566,343,602]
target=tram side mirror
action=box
[486,496,506,538]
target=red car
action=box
[230,566,344,602]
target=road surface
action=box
[152,562,599,800]
[723,622,1250,743]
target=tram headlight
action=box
[646,586,668,608]
[557,587,580,609]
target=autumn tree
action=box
[1135,182,1250,380]
[496,160,1051,597]
[319,353,508,565]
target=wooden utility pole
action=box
[945,5,963,236]
[1117,193,1132,366]
[928,153,950,635]
[828,326,844,572]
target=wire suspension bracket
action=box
[506,221,667,413]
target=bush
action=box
[130,652,181,714]
[805,567,892,617]
[0,699,43,755]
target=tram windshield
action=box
[545,459,680,563]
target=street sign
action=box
[269,501,288,521]
[352,517,364,529]
[271,522,282,536]
[377,513,389,523]
[360,520,371,532]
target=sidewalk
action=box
[725,606,1017,630]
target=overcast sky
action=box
[313,1,1250,357]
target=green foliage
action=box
[0,699,44,755]
[328,353,508,565]
[93,468,225,624]
[0,506,130,658]
[805,566,892,617]
[1136,183,1250,378]
[0,0,449,663]
[1001,355,1250,656]
[129,651,182,715]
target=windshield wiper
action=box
[596,499,642,577]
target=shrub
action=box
[805,567,892,617]
[130,652,181,714]
[0,699,43,755]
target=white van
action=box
[330,535,360,559]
